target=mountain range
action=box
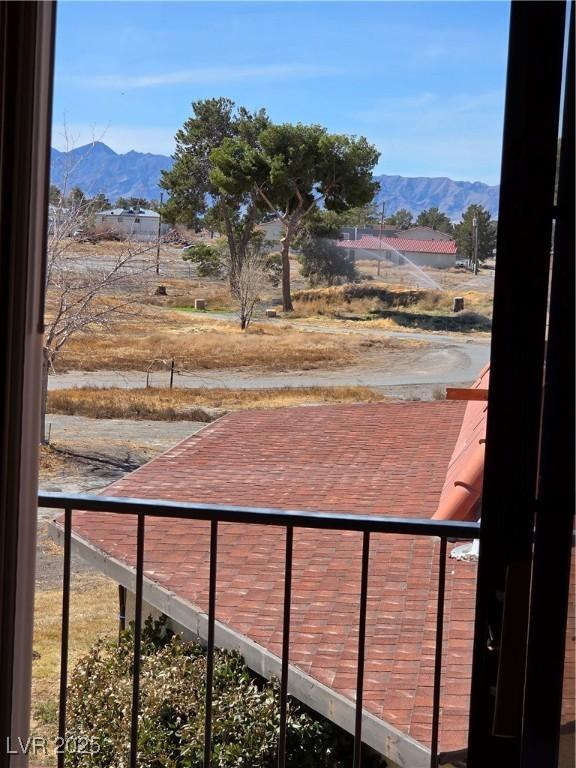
[373,174,499,221]
[50,141,499,220]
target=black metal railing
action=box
[38,491,481,768]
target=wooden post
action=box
[170,359,175,389]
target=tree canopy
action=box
[386,208,413,230]
[210,121,379,310]
[49,185,62,206]
[160,98,270,292]
[415,207,453,234]
[162,98,379,312]
[454,204,497,265]
[115,196,151,210]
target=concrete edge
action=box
[49,520,431,768]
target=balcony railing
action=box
[38,491,481,768]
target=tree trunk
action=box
[281,238,293,312]
[40,349,49,444]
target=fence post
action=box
[170,359,175,389]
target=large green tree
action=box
[160,98,269,293]
[210,123,379,311]
[415,207,453,234]
[386,208,413,230]
[454,204,497,268]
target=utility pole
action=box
[377,201,385,277]
[472,215,479,274]
[155,192,163,276]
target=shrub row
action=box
[66,616,387,767]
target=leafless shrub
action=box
[234,239,271,329]
[42,131,156,440]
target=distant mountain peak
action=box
[65,140,118,158]
[50,142,172,201]
[91,140,116,152]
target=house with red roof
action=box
[336,234,458,269]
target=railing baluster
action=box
[130,513,145,768]
[57,508,72,768]
[278,525,294,768]
[204,520,218,768]
[353,531,370,768]
[430,537,447,768]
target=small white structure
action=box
[94,207,170,241]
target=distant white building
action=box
[94,207,170,241]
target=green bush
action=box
[182,243,224,278]
[66,616,386,767]
[298,234,358,287]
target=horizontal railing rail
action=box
[39,491,480,538]
[38,490,481,768]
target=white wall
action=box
[402,250,456,268]
[95,213,170,241]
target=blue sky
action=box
[53,1,510,184]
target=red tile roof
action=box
[103,402,466,516]
[434,365,489,521]
[337,236,458,255]
[68,401,479,755]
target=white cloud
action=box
[59,63,345,90]
[356,90,504,124]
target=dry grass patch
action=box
[292,283,492,332]
[144,277,234,311]
[39,445,71,476]
[48,385,386,420]
[31,575,118,765]
[53,309,407,373]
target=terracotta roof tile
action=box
[336,236,458,255]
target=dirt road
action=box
[48,330,490,394]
